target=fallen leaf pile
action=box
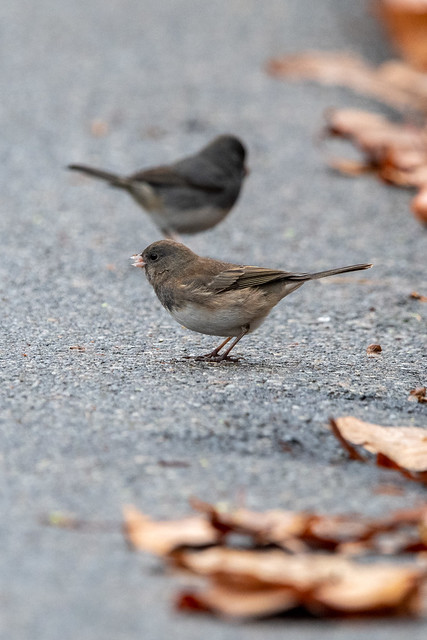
[176,548,423,618]
[267,44,427,224]
[324,108,427,224]
[123,500,427,619]
[330,417,427,483]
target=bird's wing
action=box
[172,156,228,191]
[131,155,228,192]
[208,266,291,292]
[129,165,193,188]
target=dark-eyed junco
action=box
[68,135,247,238]
[132,240,372,362]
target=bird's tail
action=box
[288,263,373,281]
[68,164,129,188]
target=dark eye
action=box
[149,252,159,261]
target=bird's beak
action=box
[131,254,145,268]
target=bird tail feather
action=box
[288,263,373,281]
[68,164,129,188]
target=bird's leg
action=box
[195,327,249,362]
[195,336,233,361]
[216,327,249,361]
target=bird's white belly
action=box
[170,302,266,337]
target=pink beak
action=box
[131,254,145,268]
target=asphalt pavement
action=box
[1,1,426,639]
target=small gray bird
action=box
[132,240,373,362]
[68,135,247,238]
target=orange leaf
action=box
[173,548,425,617]
[367,344,383,355]
[177,584,297,618]
[123,505,219,555]
[410,291,427,302]
[330,417,427,482]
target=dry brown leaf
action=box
[123,499,427,558]
[330,418,368,462]
[410,291,427,301]
[192,500,376,553]
[267,52,427,112]
[408,386,427,403]
[123,505,220,555]
[377,0,427,70]
[122,501,427,620]
[324,108,427,184]
[193,499,427,555]
[314,560,423,615]
[330,417,427,483]
[191,498,311,546]
[304,515,375,551]
[294,508,427,555]
[323,108,427,225]
[367,344,383,354]
[173,548,425,617]
[177,584,297,618]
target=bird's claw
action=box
[194,353,240,363]
[183,353,240,363]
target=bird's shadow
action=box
[167,354,303,371]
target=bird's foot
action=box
[184,353,240,363]
[196,352,240,362]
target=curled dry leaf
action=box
[410,291,427,302]
[324,108,427,225]
[122,499,427,559]
[123,500,427,620]
[69,345,86,351]
[324,109,427,184]
[191,497,310,546]
[122,505,220,555]
[408,386,427,403]
[178,583,297,618]
[367,344,383,354]
[192,498,427,556]
[330,417,427,483]
[174,548,425,618]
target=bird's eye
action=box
[149,252,158,261]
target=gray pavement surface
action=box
[1,1,426,638]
